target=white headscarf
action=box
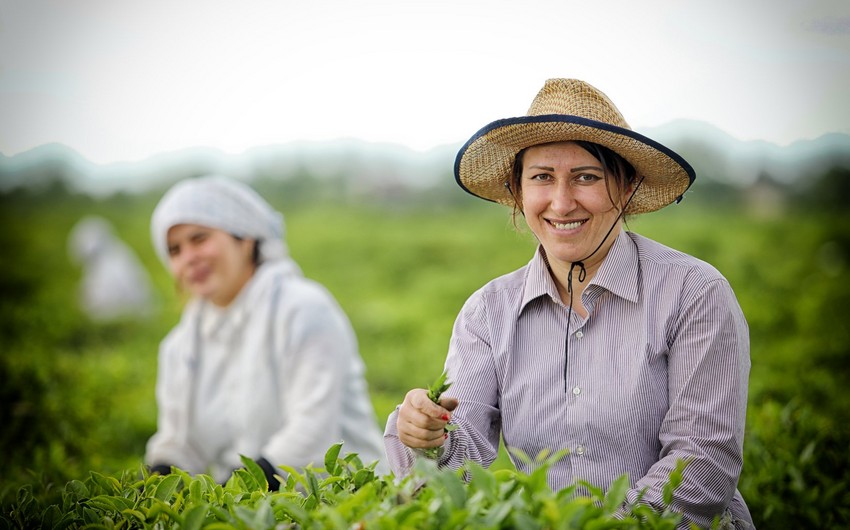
[150,175,288,267]
[69,215,115,265]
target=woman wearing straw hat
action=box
[385,79,753,528]
[145,175,386,488]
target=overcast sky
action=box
[1,0,848,164]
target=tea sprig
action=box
[422,370,456,459]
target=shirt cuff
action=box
[383,406,418,478]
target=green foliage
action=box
[2,445,691,529]
[1,187,848,528]
[739,399,850,527]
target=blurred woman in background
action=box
[68,215,156,322]
[385,79,753,529]
[145,175,385,488]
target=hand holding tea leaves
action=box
[422,370,457,459]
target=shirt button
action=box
[572,386,581,395]
[575,331,584,339]
[576,445,586,456]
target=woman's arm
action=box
[144,325,201,472]
[384,292,502,477]
[627,275,750,528]
[260,293,352,469]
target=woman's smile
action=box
[547,218,587,232]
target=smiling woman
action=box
[145,175,387,488]
[385,78,754,529]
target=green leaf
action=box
[353,468,374,490]
[239,454,269,491]
[86,495,135,513]
[343,452,365,470]
[662,458,690,506]
[153,474,182,502]
[293,466,320,500]
[466,461,496,499]
[433,468,467,509]
[121,509,147,525]
[427,370,452,403]
[603,474,630,515]
[324,442,343,476]
[65,479,89,501]
[483,500,513,527]
[274,498,310,524]
[89,471,122,495]
[189,477,203,504]
[182,503,209,530]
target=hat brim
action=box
[454,114,695,214]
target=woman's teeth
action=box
[552,220,583,230]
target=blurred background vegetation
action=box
[1,135,848,528]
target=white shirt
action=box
[146,260,387,482]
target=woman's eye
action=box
[167,245,179,256]
[191,232,209,243]
[529,173,551,181]
[576,173,602,184]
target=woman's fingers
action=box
[397,388,457,448]
[439,396,459,412]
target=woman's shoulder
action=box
[627,231,726,283]
[476,263,528,295]
[256,263,349,327]
[462,261,530,314]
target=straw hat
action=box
[454,78,695,214]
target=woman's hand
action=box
[397,388,459,449]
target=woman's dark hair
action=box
[232,235,262,266]
[507,140,637,219]
[251,241,261,265]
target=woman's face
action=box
[519,141,632,274]
[166,224,255,307]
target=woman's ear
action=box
[620,176,639,208]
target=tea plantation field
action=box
[1,187,848,528]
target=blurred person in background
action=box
[68,215,156,322]
[145,175,386,488]
[385,79,752,529]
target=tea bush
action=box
[4,444,696,530]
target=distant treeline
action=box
[1,134,849,215]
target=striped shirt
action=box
[384,230,753,529]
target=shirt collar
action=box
[591,230,640,304]
[521,246,563,308]
[197,259,303,340]
[520,230,640,310]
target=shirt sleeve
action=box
[627,274,750,528]
[260,290,351,469]
[383,291,502,478]
[144,323,204,473]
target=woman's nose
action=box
[551,180,577,213]
[182,244,202,265]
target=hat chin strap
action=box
[562,176,644,392]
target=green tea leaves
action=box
[428,369,452,403]
[2,451,690,529]
[423,370,454,460]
